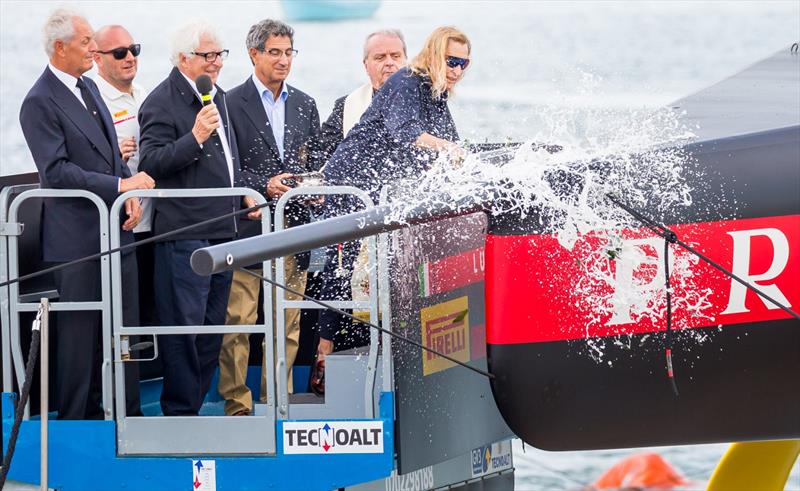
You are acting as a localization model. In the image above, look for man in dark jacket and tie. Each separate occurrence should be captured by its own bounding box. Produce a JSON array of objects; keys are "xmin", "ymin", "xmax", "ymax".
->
[
  {"xmin": 19, "ymin": 8, "xmax": 154, "ymax": 419},
  {"xmin": 138, "ymin": 19, "xmax": 253, "ymax": 416},
  {"xmin": 218, "ymin": 18, "xmax": 321, "ymax": 416}
]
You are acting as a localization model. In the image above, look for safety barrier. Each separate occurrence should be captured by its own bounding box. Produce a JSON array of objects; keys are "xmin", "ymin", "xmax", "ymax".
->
[{"xmin": 1, "ymin": 184, "xmax": 389, "ymax": 455}]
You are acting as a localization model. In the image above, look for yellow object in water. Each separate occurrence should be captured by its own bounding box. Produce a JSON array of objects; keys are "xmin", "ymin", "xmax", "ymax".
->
[{"xmin": 707, "ymin": 440, "xmax": 800, "ymax": 491}]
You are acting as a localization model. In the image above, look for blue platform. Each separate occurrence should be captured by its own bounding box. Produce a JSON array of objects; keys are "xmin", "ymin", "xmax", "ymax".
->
[{"xmin": 2, "ymin": 391, "xmax": 394, "ymax": 490}]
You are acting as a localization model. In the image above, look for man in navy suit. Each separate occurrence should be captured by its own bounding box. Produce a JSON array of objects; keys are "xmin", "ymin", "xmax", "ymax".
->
[
  {"xmin": 19, "ymin": 9, "xmax": 154, "ymax": 419},
  {"xmin": 218, "ymin": 18, "xmax": 321, "ymax": 415},
  {"xmin": 138, "ymin": 19, "xmax": 252, "ymax": 416}
]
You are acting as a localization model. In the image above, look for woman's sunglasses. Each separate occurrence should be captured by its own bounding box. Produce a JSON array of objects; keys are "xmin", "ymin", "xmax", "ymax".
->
[
  {"xmin": 445, "ymin": 55, "xmax": 470, "ymax": 70},
  {"xmin": 96, "ymin": 44, "xmax": 142, "ymax": 60}
]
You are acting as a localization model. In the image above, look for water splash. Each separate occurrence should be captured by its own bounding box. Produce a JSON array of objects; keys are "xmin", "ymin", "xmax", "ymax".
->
[{"xmin": 386, "ymin": 98, "xmax": 719, "ymax": 361}]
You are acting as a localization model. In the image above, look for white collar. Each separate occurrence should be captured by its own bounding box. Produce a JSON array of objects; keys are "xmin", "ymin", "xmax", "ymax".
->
[
  {"xmin": 251, "ymin": 72, "xmax": 287, "ymax": 103},
  {"xmin": 180, "ymin": 70, "xmax": 217, "ymax": 101},
  {"xmin": 95, "ymin": 74, "xmax": 141, "ymax": 100},
  {"xmin": 48, "ymin": 63, "xmax": 81, "ymax": 88}
]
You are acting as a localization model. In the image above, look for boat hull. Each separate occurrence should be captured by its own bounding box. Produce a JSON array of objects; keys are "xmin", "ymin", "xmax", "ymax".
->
[
  {"xmin": 484, "ymin": 126, "xmax": 800, "ymax": 450},
  {"xmin": 487, "ymin": 319, "xmax": 799, "ymax": 450}
]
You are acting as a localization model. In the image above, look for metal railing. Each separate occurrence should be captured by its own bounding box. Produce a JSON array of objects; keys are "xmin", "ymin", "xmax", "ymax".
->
[
  {"xmin": 3, "ymin": 188, "xmax": 112, "ymax": 419},
  {"xmin": 274, "ymin": 186, "xmax": 384, "ymax": 419},
  {"xmin": 38, "ymin": 297, "xmax": 49, "ymax": 491},
  {"xmin": 377, "ymin": 187, "xmax": 394, "ymax": 396},
  {"xmin": 108, "ymin": 188, "xmax": 276, "ymax": 455},
  {"xmin": 1, "ymin": 183, "xmax": 392, "ymax": 455},
  {"xmin": 0, "ymin": 183, "xmax": 38, "ymax": 394}
]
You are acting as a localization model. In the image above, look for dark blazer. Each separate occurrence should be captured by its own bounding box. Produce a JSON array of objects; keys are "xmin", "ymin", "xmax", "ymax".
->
[
  {"xmin": 316, "ymin": 95, "xmax": 346, "ymax": 166},
  {"xmin": 227, "ymin": 76, "xmax": 321, "ymax": 240},
  {"xmin": 19, "ymin": 67, "xmax": 133, "ymax": 262},
  {"xmin": 138, "ymin": 67, "xmax": 240, "ymax": 241},
  {"xmin": 323, "ymin": 67, "xmax": 458, "ymax": 202}
]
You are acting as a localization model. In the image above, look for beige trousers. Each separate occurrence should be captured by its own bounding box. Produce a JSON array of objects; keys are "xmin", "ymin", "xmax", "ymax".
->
[{"xmin": 217, "ymin": 254, "xmax": 307, "ymax": 415}]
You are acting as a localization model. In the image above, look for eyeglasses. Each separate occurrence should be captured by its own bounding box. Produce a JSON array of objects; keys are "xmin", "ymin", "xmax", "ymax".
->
[
  {"xmin": 445, "ymin": 55, "xmax": 470, "ymax": 70},
  {"xmin": 191, "ymin": 50, "xmax": 229, "ymax": 62},
  {"xmin": 96, "ymin": 44, "xmax": 141, "ymax": 60},
  {"xmin": 262, "ymin": 48, "xmax": 299, "ymax": 59}
]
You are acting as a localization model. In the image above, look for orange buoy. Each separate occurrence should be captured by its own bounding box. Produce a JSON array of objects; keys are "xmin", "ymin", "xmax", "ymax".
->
[{"xmin": 593, "ymin": 452, "xmax": 687, "ymax": 489}]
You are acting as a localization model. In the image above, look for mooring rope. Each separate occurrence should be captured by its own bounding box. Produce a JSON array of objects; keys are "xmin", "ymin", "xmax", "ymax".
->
[{"xmin": 0, "ymin": 304, "xmax": 43, "ymax": 488}]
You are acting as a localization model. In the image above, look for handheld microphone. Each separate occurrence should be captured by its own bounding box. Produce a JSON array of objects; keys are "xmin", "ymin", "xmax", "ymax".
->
[{"xmin": 195, "ymin": 74, "xmax": 216, "ymax": 136}]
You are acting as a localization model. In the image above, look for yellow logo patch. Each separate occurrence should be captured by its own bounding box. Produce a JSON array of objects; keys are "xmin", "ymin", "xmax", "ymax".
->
[
  {"xmin": 113, "ymin": 109, "xmax": 129, "ymax": 118},
  {"xmin": 420, "ymin": 296, "xmax": 470, "ymax": 376}
]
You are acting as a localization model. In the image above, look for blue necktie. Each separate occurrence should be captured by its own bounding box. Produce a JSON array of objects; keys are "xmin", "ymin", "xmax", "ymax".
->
[{"xmin": 76, "ymin": 78, "xmax": 110, "ymax": 143}]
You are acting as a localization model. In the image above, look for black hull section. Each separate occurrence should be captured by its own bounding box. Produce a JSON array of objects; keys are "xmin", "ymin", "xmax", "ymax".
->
[{"xmin": 488, "ymin": 319, "xmax": 800, "ymax": 451}]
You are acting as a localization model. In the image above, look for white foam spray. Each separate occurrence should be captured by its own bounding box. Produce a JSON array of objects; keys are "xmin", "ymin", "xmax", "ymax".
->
[{"xmin": 386, "ymin": 99, "xmax": 717, "ymax": 362}]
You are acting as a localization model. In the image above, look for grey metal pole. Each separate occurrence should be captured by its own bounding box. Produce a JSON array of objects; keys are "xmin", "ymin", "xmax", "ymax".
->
[
  {"xmin": 40, "ymin": 298, "xmax": 48, "ymax": 491},
  {"xmin": 189, "ymin": 142, "xmax": 569, "ymax": 277},
  {"xmin": 191, "ymin": 195, "xmax": 488, "ymax": 276}
]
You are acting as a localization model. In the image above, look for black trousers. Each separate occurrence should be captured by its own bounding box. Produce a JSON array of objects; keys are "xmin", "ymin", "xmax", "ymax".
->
[
  {"xmin": 53, "ymin": 254, "xmax": 141, "ymax": 420},
  {"xmin": 153, "ymin": 240, "xmax": 232, "ymax": 416},
  {"xmin": 134, "ymin": 231, "xmax": 157, "ymax": 327},
  {"xmin": 317, "ymin": 195, "xmax": 370, "ymax": 350}
]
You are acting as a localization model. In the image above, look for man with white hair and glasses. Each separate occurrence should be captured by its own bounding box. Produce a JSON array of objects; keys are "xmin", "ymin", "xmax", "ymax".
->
[
  {"xmin": 139, "ymin": 19, "xmax": 253, "ymax": 416},
  {"xmin": 19, "ymin": 8, "xmax": 153, "ymax": 419}
]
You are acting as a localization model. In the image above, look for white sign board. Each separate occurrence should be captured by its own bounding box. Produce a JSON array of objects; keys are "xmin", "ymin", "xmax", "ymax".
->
[
  {"xmin": 283, "ymin": 421, "xmax": 384, "ymax": 454},
  {"xmin": 192, "ymin": 459, "xmax": 216, "ymax": 491},
  {"xmin": 470, "ymin": 440, "xmax": 513, "ymax": 478}
]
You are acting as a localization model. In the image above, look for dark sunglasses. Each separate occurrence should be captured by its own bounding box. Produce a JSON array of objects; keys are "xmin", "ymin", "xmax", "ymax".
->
[
  {"xmin": 445, "ymin": 55, "xmax": 470, "ymax": 70},
  {"xmin": 96, "ymin": 44, "xmax": 141, "ymax": 60}
]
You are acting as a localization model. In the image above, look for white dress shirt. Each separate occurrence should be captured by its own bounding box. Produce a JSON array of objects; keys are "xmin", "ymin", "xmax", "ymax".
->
[
  {"xmin": 96, "ymin": 75, "xmax": 153, "ymax": 233},
  {"xmin": 48, "ymin": 64, "xmax": 86, "ymax": 107},
  {"xmin": 251, "ymin": 73, "xmax": 288, "ymax": 161},
  {"xmin": 180, "ymin": 72, "xmax": 235, "ymax": 186},
  {"xmin": 47, "ymin": 64, "xmax": 122, "ymax": 192}
]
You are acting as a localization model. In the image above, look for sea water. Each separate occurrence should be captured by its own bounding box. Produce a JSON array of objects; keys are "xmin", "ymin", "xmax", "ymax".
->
[{"xmin": 1, "ymin": 1, "xmax": 798, "ymax": 488}]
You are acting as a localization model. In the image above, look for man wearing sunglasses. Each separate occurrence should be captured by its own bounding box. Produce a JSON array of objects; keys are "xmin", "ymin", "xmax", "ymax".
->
[{"xmin": 94, "ymin": 25, "xmax": 157, "ymax": 334}]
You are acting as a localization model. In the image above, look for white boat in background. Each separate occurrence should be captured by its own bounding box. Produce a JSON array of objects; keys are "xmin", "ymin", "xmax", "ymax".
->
[{"xmin": 281, "ymin": 0, "xmax": 380, "ymax": 22}]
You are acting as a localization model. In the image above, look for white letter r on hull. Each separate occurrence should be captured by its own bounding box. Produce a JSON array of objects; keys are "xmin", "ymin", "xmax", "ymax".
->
[{"xmin": 721, "ymin": 228, "xmax": 790, "ymax": 315}]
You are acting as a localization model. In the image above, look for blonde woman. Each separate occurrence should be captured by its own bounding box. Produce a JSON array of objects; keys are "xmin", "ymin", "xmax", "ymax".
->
[
  {"xmin": 314, "ymin": 27, "xmax": 472, "ymax": 369},
  {"xmin": 322, "ymin": 25, "xmax": 471, "ymax": 197}
]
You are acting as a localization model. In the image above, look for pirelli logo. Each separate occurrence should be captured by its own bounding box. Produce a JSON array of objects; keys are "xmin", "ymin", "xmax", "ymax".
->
[{"xmin": 420, "ymin": 296, "xmax": 470, "ymax": 376}]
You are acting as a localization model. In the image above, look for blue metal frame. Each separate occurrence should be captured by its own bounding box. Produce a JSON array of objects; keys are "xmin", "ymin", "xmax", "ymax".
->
[{"xmin": 2, "ymin": 392, "xmax": 395, "ymax": 491}]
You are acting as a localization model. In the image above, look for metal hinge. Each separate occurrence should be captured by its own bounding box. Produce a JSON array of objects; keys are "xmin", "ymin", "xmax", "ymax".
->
[{"xmin": 0, "ymin": 222, "xmax": 24, "ymax": 236}]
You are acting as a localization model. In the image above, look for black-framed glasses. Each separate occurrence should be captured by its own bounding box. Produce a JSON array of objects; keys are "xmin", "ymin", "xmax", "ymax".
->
[
  {"xmin": 445, "ymin": 55, "xmax": 470, "ymax": 70},
  {"xmin": 191, "ymin": 50, "xmax": 229, "ymax": 62},
  {"xmin": 263, "ymin": 48, "xmax": 298, "ymax": 59},
  {"xmin": 96, "ymin": 44, "xmax": 141, "ymax": 60}
]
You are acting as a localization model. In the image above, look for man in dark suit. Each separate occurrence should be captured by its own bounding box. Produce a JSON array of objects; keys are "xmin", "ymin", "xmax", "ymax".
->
[
  {"xmin": 218, "ymin": 18, "xmax": 321, "ymax": 416},
  {"xmin": 317, "ymin": 29, "xmax": 406, "ymax": 164},
  {"xmin": 138, "ymin": 19, "xmax": 252, "ymax": 416},
  {"xmin": 314, "ymin": 30, "xmax": 407, "ymax": 364},
  {"xmin": 19, "ymin": 9, "xmax": 154, "ymax": 420}
]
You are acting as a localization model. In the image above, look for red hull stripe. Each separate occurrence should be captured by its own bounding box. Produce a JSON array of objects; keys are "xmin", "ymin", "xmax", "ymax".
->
[
  {"xmin": 418, "ymin": 248, "xmax": 484, "ymax": 297},
  {"xmin": 486, "ymin": 215, "xmax": 800, "ymax": 345}
]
